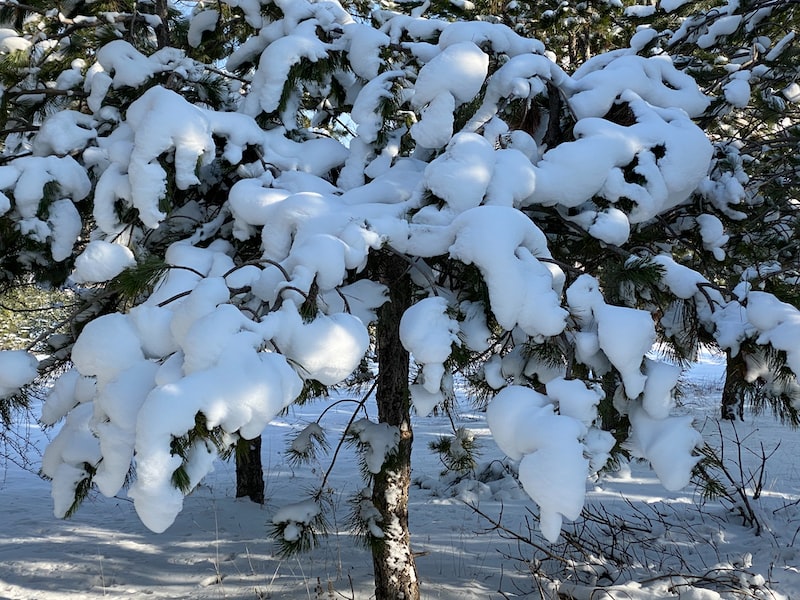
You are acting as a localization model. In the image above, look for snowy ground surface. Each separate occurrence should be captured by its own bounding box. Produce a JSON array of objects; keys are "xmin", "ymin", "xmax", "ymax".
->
[{"xmin": 1, "ymin": 353, "xmax": 799, "ymax": 599}]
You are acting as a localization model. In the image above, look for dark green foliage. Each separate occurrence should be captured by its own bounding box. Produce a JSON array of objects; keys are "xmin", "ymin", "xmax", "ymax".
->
[
  {"xmin": 429, "ymin": 427, "xmax": 481, "ymax": 476},
  {"xmin": 276, "ymin": 52, "xmax": 351, "ymax": 119},
  {"xmin": 294, "ymin": 378, "xmax": 330, "ymax": 406},
  {"xmin": 63, "ymin": 462, "xmax": 97, "ymax": 519},
  {"xmin": 169, "ymin": 412, "xmax": 233, "ymax": 493},
  {"xmin": 599, "ymin": 256, "xmax": 665, "ymax": 307},
  {"xmin": 109, "ymin": 255, "xmax": 168, "ymax": 304},
  {"xmin": 731, "ymin": 345, "xmax": 800, "ymax": 427},
  {"xmin": 269, "ymin": 493, "xmax": 331, "ymax": 557},
  {"xmin": 285, "ymin": 422, "xmax": 329, "ymax": 467},
  {"xmin": 692, "ymin": 443, "xmax": 730, "ymax": 502},
  {"xmin": 0, "ymin": 391, "xmax": 29, "ymax": 428}
]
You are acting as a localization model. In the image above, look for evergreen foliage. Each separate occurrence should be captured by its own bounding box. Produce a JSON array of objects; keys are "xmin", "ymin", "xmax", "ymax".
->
[{"xmin": 0, "ymin": 0, "xmax": 797, "ymax": 597}]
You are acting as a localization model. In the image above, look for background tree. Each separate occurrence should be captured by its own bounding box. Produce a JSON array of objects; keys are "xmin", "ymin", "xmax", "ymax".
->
[{"xmin": 639, "ymin": 0, "xmax": 800, "ymax": 422}]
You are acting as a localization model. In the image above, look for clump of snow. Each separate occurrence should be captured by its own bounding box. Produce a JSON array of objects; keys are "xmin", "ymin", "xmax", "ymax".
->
[
  {"xmin": 41, "ymin": 403, "xmax": 102, "ymax": 518},
  {"xmin": 352, "ymin": 488, "xmax": 384, "ymax": 538},
  {"xmin": 448, "ymin": 206, "xmax": 568, "ymax": 338},
  {"xmin": 188, "ymin": 10, "xmax": 219, "ymax": 47},
  {"xmin": 642, "ymin": 359, "xmax": 681, "ymax": 420},
  {"xmin": 570, "ymin": 55, "xmax": 711, "ymax": 119},
  {"xmin": 423, "ymin": 133, "xmax": 495, "ymax": 212},
  {"xmin": 96, "ymin": 40, "xmax": 159, "ymax": 88},
  {"xmin": 411, "ymin": 42, "xmax": 488, "ymax": 147},
  {"xmin": 696, "ymin": 214, "xmax": 729, "ymax": 260},
  {"xmin": 723, "ymin": 71, "xmax": 751, "ymax": 108},
  {"xmin": 0, "ymin": 350, "xmax": 39, "ymax": 399},
  {"xmin": 272, "ymin": 499, "xmax": 321, "ymax": 542},
  {"xmin": 409, "ymin": 385, "xmax": 444, "ymax": 418},
  {"xmin": 458, "ymin": 301, "xmax": 491, "ymax": 352},
  {"xmin": 47, "ymin": 200, "xmax": 82, "ymax": 262},
  {"xmin": 40, "ymin": 369, "xmax": 82, "ymax": 426},
  {"xmin": 697, "ymin": 15, "xmax": 742, "ymax": 49},
  {"xmin": 350, "ymin": 71, "xmax": 405, "ymax": 145},
  {"xmin": 321, "ymin": 279, "xmax": 388, "ymax": 327},
  {"xmin": 71, "ymin": 313, "xmax": 144, "ymax": 386},
  {"xmin": 626, "ymin": 403, "xmax": 702, "ymax": 490},
  {"xmin": 129, "ymin": 345, "xmax": 303, "ymax": 532},
  {"xmin": 486, "ymin": 385, "xmax": 589, "ymax": 541},
  {"xmin": 766, "ymin": 31, "xmax": 796, "ymax": 61},
  {"xmin": 783, "ymin": 82, "xmax": 800, "ymax": 103},
  {"xmin": 272, "ymin": 305, "xmax": 370, "ymax": 385},
  {"xmin": 32, "ymin": 111, "xmax": 97, "ymax": 157},
  {"xmin": 400, "ymin": 296, "xmax": 459, "ymax": 394},
  {"xmin": 92, "ymin": 360, "xmax": 160, "ymax": 496},
  {"xmin": 343, "ymin": 23, "xmax": 390, "ymax": 80},
  {"xmin": 128, "ymin": 305, "xmax": 178, "ymax": 358},
  {"xmin": 545, "ymin": 377, "xmax": 603, "ymax": 427},
  {"xmin": 349, "ymin": 419, "xmax": 400, "ymax": 474},
  {"xmin": 71, "ymin": 240, "xmax": 136, "ymax": 283},
  {"xmin": 124, "ymin": 87, "xmax": 215, "ymax": 228},
  {"xmin": 746, "ymin": 292, "xmax": 800, "ymax": 383},
  {"xmin": 6, "ymin": 156, "xmax": 91, "ymax": 218},
  {"xmin": 566, "ymin": 275, "xmax": 655, "ymax": 399},
  {"xmin": 291, "ymin": 422, "xmax": 325, "ymax": 455},
  {"xmin": 660, "ymin": 0, "xmax": 692, "ymax": 11},
  {"xmin": 243, "ymin": 20, "xmax": 331, "ymax": 117},
  {"xmin": 0, "ymin": 28, "xmax": 31, "ymax": 53}
]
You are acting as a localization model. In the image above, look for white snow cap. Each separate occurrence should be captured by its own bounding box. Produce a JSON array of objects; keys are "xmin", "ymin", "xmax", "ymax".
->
[
  {"xmin": 627, "ymin": 403, "xmax": 702, "ymax": 490},
  {"xmin": 272, "ymin": 305, "xmax": 370, "ymax": 385},
  {"xmin": 448, "ymin": 206, "xmax": 568, "ymax": 338},
  {"xmin": 71, "ymin": 313, "xmax": 144, "ymax": 386},
  {"xmin": 349, "ymin": 419, "xmax": 400, "ymax": 474},
  {"xmin": 0, "ymin": 350, "xmax": 39, "ymax": 399},
  {"xmin": 400, "ymin": 296, "xmax": 459, "ymax": 396},
  {"xmin": 71, "ymin": 240, "xmax": 136, "ymax": 283},
  {"xmin": 411, "ymin": 42, "xmax": 488, "ymax": 148},
  {"xmin": 566, "ymin": 275, "xmax": 655, "ymax": 398},
  {"xmin": 486, "ymin": 385, "xmax": 589, "ymax": 542}
]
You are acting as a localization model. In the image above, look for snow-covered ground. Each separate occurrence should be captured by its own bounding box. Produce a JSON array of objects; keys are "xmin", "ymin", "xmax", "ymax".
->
[{"xmin": 1, "ymin": 353, "xmax": 799, "ymax": 599}]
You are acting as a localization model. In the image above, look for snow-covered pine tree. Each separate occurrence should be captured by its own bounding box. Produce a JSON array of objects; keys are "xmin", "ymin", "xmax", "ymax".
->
[
  {"xmin": 486, "ymin": 0, "xmax": 800, "ymax": 425},
  {"xmin": 1, "ymin": 0, "xmax": 800, "ymax": 597},
  {"xmin": 631, "ymin": 0, "xmax": 800, "ymax": 422}
]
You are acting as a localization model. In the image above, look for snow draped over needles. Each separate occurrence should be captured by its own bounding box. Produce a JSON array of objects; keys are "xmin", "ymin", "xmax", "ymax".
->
[
  {"xmin": 0, "ymin": 350, "xmax": 39, "ymax": 400},
  {"xmin": 487, "ymin": 384, "xmax": 613, "ymax": 542},
  {"xmin": 26, "ymin": 2, "xmax": 790, "ymax": 542}
]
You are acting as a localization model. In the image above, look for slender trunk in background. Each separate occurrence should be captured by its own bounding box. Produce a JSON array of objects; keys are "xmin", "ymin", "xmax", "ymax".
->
[
  {"xmin": 236, "ymin": 435, "xmax": 265, "ymax": 504},
  {"xmin": 154, "ymin": 0, "xmax": 170, "ymax": 48},
  {"xmin": 721, "ymin": 349, "xmax": 745, "ymax": 421},
  {"xmin": 371, "ymin": 252, "xmax": 420, "ymax": 600}
]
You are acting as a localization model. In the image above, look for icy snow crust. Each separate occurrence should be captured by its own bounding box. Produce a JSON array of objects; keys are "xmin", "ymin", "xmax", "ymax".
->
[{"xmin": 3, "ymin": 0, "xmax": 791, "ymax": 542}]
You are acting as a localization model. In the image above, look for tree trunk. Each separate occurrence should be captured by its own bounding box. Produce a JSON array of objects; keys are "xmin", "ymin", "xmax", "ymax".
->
[
  {"xmin": 154, "ymin": 0, "xmax": 170, "ymax": 48},
  {"xmin": 236, "ymin": 435, "xmax": 265, "ymax": 504},
  {"xmin": 721, "ymin": 349, "xmax": 745, "ymax": 421},
  {"xmin": 371, "ymin": 252, "xmax": 420, "ymax": 600}
]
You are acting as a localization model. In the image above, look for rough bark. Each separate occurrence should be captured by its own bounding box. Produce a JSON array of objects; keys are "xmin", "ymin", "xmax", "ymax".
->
[
  {"xmin": 235, "ymin": 435, "xmax": 265, "ymax": 504},
  {"xmin": 721, "ymin": 349, "xmax": 745, "ymax": 421},
  {"xmin": 371, "ymin": 252, "xmax": 420, "ymax": 600}
]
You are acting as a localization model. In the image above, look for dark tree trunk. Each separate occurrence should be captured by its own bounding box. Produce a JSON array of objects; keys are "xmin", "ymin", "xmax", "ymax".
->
[
  {"xmin": 154, "ymin": 0, "xmax": 170, "ymax": 48},
  {"xmin": 721, "ymin": 349, "xmax": 745, "ymax": 421},
  {"xmin": 236, "ymin": 435, "xmax": 265, "ymax": 504},
  {"xmin": 371, "ymin": 252, "xmax": 420, "ymax": 600}
]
